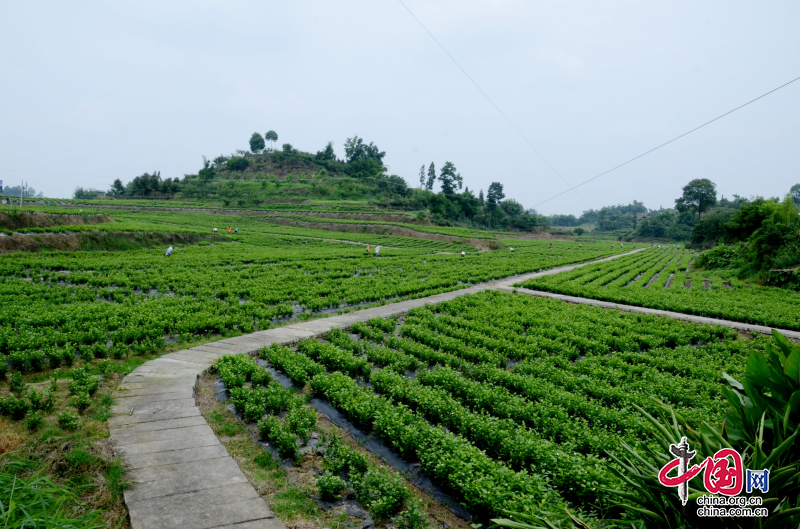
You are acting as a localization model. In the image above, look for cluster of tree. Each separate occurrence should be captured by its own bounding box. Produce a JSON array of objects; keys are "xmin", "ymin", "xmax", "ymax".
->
[
  {"xmin": 88, "ymin": 131, "xmax": 544, "ymax": 231},
  {"xmin": 692, "ymin": 184, "xmax": 800, "ymax": 280},
  {"xmin": 411, "ymin": 161, "xmax": 543, "ymax": 230},
  {"xmin": 2, "ymin": 185, "xmax": 44, "ymax": 198}
]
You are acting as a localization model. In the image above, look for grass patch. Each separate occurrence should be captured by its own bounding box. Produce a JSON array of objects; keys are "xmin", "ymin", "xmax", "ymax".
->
[{"xmin": 0, "ymin": 370, "xmax": 131, "ymax": 528}]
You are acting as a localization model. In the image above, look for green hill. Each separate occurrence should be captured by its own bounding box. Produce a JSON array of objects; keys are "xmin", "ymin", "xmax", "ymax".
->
[{"xmin": 75, "ymin": 134, "xmax": 547, "ymax": 233}]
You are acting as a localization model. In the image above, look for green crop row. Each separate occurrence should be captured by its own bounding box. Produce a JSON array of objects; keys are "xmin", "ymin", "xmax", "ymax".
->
[{"xmin": 518, "ymin": 244, "xmax": 800, "ymax": 330}]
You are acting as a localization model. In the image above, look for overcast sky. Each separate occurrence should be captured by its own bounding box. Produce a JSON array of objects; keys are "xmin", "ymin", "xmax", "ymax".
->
[{"xmin": 1, "ymin": 1, "xmax": 798, "ymax": 215}]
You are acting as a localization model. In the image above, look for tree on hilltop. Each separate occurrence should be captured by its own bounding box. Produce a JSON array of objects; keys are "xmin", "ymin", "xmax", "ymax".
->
[
  {"xmin": 265, "ymin": 130, "xmax": 278, "ymax": 150},
  {"xmin": 419, "ymin": 165, "xmax": 426, "ymax": 188},
  {"xmin": 437, "ymin": 161, "xmax": 462, "ymax": 195},
  {"xmin": 249, "ymin": 132, "xmax": 265, "ymax": 153},
  {"xmin": 675, "ymin": 178, "xmax": 717, "ymax": 222},
  {"xmin": 486, "ymin": 182, "xmax": 505, "ymax": 227},
  {"xmin": 791, "ymin": 183, "xmax": 800, "ymax": 206},
  {"xmin": 425, "ymin": 162, "xmax": 436, "ymax": 190}
]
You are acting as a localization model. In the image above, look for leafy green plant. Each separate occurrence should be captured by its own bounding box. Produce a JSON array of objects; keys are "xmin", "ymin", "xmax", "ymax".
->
[
  {"xmin": 353, "ymin": 467, "xmax": 410, "ymax": 520},
  {"xmin": 595, "ymin": 333, "xmax": 800, "ymax": 528},
  {"xmin": 285, "ymin": 403, "xmax": 316, "ymax": 443},
  {"xmin": 317, "ymin": 471, "xmax": 346, "ymax": 501},
  {"xmin": 9, "ymin": 371, "xmax": 24, "ymax": 393},
  {"xmin": 323, "ymin": 436, "xmax": 369, "ymax": 476},
  {"xmin": 0, "ymin": 393, "xmax": 30, "ymax": 420},
  {"xmin": 396, "ymin": 498, "xmax": 430, "ymax": 529},
  {"xmin": 26, "ymin": 410, "xmax": 44, "ymax": 431},
  {"xmin": 257, "ymin": 417, "xmax": 298, "ymax": 461},
  {"xmin": 68, "ymin": 367, "xmax": 99, "ymax": 396},
  {"xmin": 58, "ymin": 411, "xmax": 79, "ymax": 431},
  {"xmin": 70, "ymin": 391, "xmax": 92, "ymax": 413},
  {"xmin": 27, "ymin": 387, "xmax": 55, "ymax": 412}
]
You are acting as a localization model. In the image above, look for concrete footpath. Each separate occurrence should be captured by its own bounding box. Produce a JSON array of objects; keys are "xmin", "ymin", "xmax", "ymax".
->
[{"xmin": 109, "ymin": 247, "xmax": 796, "ymax": 529}]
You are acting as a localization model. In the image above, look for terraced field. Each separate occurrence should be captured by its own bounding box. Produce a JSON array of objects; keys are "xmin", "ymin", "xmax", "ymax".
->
[
  {"xmin": 0, "ymin": 206, "xmax": 626, "ymax": 376},
  {"xmin": 518, "ymin": 245, "xmax": 800, "ymax": 330}
]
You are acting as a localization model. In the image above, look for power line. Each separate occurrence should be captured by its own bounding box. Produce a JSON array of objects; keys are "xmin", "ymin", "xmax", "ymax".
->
[
  {"xmin": 532, "ymin": 74, "xmax": 800, "ymax": 209},
  {"xmin": 394, "ymin": 0, "xmax": 589, "ymax": 208}
]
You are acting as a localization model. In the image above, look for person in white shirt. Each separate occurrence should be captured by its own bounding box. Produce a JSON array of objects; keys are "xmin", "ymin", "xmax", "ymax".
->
[
  {"xmin": 165, "ymin": 246, "xmax": 173, "ymax": 257},
  {"xmin": 375, "ymin": 246, "xmax": 380, "ymax": 257},
  {"xmin": 461, "ymin": 251, "xmax": 465, "ymax": 257}
]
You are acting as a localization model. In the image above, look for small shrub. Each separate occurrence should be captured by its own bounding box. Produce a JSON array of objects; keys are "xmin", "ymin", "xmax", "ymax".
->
[
  {"xmin": 110, "ymin": 344, "xmax": 128, "ymax": 359},
  {"xmin": 61, "ymin": 346, "xmax": 75, "ymax": 366},
  {"xmin": 198, "ymin": 240, "xmax": 210, "ymax": 246},
  {"xmin": 70, "ymin": 391, "xmax": 92, "ymax": 413},
  {"xmin": 324, "ymin": 436, "xmax": 369, "ymax": 476},
  {"xmin": 78, "ymin": 345, "xmax": 94, "ymax": 363},
  {"xmin": 354, "ymin": 468, "xmax": 410, "ymax": 520},
  {"xmin": 29, "ymin": 350, "xmax": 45, "ymax": 372},
  {"xmin": 243, "ymin": 400, "xmax": 265, "ymax": 423},
  {"xmin": 98, "ymin": 359, "xmax": 112, "ymax": 376},
  {"xmin": 92, "ymin": 342, "xmax": 107, "ymax": 359},
  {"xmin": 27, "ymin": 388, "xmax": 55, "ymax": 412},
  {"xmin": 9, "ymin": 371, "xmax": 24, "ymax": 393},
  {"xmin": 257, "ymin": 417, "xmax": 298, "ymax": 461},
  {"xmin": 26, "ymin": 410, "xmax": 44, "ymax": 431},
  {"xmin": 0, "ymin": 393, "xmax": 31, "ymax": 420},
  {"xmin": 317, "ymin": 471, "xmax": 346, "ymax": 501},
  {"xmin": 285, "ymin": 404, "xmax": 316, "ymax": 443},
  {"xmin": 227, "ymin": 156, "xmax": 249, "ymax": 171},
  {"xmin": 45, "ymin": 347, "xmax": 62, "ymax": 369},
  {"xmin": 58, "ymin": 411, "xmax": 79, "ymax": 431},
  {"xmin": 396, "ymin": 498, "xmax": 429, "ymax": 529},
  {"xmin": 68, "ymin": 367, "xmax": 99, "ymax": 396}
]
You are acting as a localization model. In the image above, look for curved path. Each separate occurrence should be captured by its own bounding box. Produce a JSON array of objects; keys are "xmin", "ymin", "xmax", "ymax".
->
[{"xmin": 110, "ymin": 248, "xmax": 796, "ymax": 529}]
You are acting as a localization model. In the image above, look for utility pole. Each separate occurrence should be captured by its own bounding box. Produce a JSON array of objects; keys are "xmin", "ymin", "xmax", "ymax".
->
[{"xmin": 20, "ymin": 180, "xmax": 24, "ymax": 207}]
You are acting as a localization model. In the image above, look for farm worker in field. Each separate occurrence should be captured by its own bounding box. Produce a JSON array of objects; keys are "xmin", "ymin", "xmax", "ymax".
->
[
  {"xmin": 549, "ymin": 242, "xmax": 552, "ymax": 247},
  {"xmin": 165, "ymin": 246, "xmax": 173, "ymax": 257},
  {"xmin": 509, "ymin": 247, "xmax": 514, "ymax": 252},
  {"xmin": 234, "ymin": 228, "xmax": 239, "ymax": 233},
  {"xmin": 579, "ymin": 244, "xmax": 582, "ymax": 247},
  {"xmin": 375, "ymin": 246, "xmax": 380, "ymax": 256},
  {"xmin": 461, "ymin": 251, "xmax": 465, "ymax": 257},
  {"xmin": 366, "ymin": 246, "xmax": 371, "ymax": 253},
  {"xmin": 212, "ymin": 228, "xmax": 217, "ymax": 233},
  {"xmin": 227, "ymin": 227, "xmax": 232, "ymax": 233}
]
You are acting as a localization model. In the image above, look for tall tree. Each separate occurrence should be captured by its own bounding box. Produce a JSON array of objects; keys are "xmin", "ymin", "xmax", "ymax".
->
[
  {"xmin": 486, "ymin": 182, "xmax": 505, "ymax": 227},
  {"xmin": 249, "ymin": 132, "xmax": 265, "ymax": 153},
  {"xmin": 315, "ymin": 142, "xmax": 336, "ymax": 161},
  {"xmin": 425, "ymin": 162, "xmax": 436, "ymax": 190},
  {"xmin": 479, "ymin": 189, "xmax": 484, "ymax": 204},
  {"xmin": 675, "ymin": 178, "xmax": 717, "ymax": 222},
  {"xmin": 419, "ymin": 165, "xmax": 426, "ymax": 188},
  {"xmin": 438, "ymin": 162, "xmax": 462, "ymax": 195},
  {"xmin": 791, "ymin": 183, "xmax": 800, "ymax": 206},
  {"xmin": 487, "ymin": 182, "xmax": 505, "ymax": 206},
  {"xmin": 265, "ymin": 130, "xmax": 278, "ymax": 150},
  {"xmin": 108, "ymin": 179, "xmax": 125, "ymax": 197}
]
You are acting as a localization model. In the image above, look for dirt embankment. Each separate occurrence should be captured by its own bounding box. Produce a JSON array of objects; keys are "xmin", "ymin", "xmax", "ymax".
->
[
  {"xmin": 254, "ymin": 212, "xmax": 414, "ymax": 222},
  {"xmin": 257, "ymin": 216, "xmax": 503, "ymax": 250},
  {"xmin": 58, "ymin": 203, "xmax": 408, "ymax": 221},
  {"xmin": 0, "ymin": 231, "xmax": 228, "ymax": 254},
  {"xmin": 0, "ymin": 211, "xmax": 113, "ymax": 230}
]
